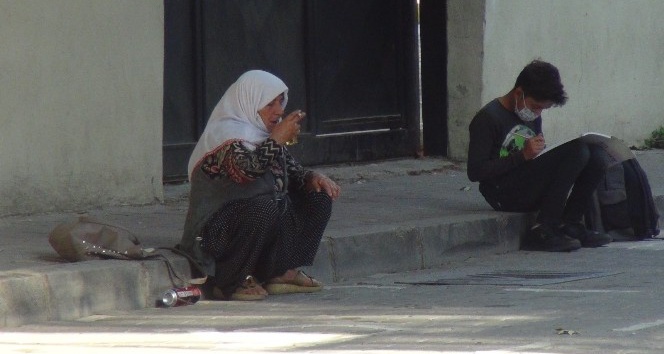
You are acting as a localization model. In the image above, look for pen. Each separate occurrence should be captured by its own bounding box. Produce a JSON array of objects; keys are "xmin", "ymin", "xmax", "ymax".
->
[
  {"xmin": 514, "ymin": 132, "xmax": 547, "ymax": 149},
  {"xmin": 512, "ymin": 132, "xmax": 531, "ymax": 139}
]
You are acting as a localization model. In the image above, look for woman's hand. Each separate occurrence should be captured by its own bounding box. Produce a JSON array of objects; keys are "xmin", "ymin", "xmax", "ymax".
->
[
  {"xmin": 270, "ymin": 110, "xmax": 305, "ymax": 146},
  {"xmin": 307, "ymin": 172, "xmax": 341, "ymax": 200}
]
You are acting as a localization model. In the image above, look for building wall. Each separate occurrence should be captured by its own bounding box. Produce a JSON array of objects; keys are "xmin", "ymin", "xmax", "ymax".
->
[
  {"xmin": 0, "ymin": 0, "xmax": 164, "ymax": 215},
  {"xmin": 446, "ymin": 0, "xmax": 485, "ymax": 161},
  {"xmin": 448, "ymin": 0, "xmax": 664, "ymax": 160},
  {"xmin": 4, "ymin": 0, "xmax": 662, "ymax": 215}
]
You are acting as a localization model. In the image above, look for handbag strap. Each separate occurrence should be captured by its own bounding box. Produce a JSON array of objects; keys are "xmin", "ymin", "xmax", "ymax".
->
[
  {"xmin": 156, "ymin": 247, "xmax": 208, "ymax": 285},
  {"xmin": 78, "ymin": 217, "xmax": 207, "ymax": 286}
]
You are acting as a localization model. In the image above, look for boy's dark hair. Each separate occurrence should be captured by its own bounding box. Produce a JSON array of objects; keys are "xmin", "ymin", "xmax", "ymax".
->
[{"xmin": 514, "ymin": 60, "xmax": 568, "ymax": 106}]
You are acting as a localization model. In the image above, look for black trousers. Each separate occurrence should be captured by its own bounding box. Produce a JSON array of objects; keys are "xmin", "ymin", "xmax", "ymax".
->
[
  {"xmin": 200, "ymin": 191, "xmax": 332, "ymax": 296},
  {"xmin": 480, "ymin": 140, "xmax": 607, "ymax": 226}
]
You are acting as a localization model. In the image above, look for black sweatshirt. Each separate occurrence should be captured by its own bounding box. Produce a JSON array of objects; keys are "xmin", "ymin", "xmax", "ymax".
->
[{"xmin": 467, "ymin": 98, "xmax": 542, "ymax": 185}]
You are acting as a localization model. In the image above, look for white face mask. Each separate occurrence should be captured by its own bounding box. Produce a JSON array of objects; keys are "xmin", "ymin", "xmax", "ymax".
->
[{"xmin": 515, "ymin": 93, "xmax": 539, "ymax": 122}]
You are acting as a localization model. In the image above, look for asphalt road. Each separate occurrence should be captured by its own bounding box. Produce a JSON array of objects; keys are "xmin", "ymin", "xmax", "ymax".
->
[{"xmin": 4, "ymin": 238, "xmax": 664, "ymax": 353}]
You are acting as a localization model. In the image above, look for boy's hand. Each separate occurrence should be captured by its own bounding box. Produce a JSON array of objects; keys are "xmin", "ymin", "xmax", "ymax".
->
[{"xmin": 523, "ymin": 134, "xmax": 546, "ymax": 160}]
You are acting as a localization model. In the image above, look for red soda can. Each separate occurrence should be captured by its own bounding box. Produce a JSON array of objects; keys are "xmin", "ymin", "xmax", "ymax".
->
[{"xmin": 161, "ymin": 286, "xmax": 202, "ymax": 307}]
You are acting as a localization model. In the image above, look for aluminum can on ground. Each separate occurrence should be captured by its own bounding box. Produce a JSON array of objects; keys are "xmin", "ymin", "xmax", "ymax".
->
[{"xmin": 161, "ymin": 286, "xmax": 202, "ymax": 307}]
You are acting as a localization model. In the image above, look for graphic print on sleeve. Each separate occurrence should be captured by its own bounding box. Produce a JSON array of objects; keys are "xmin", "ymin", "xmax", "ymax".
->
[{"xmin": 499, "ymin": 125, "xmax": 536, "ymax": 157}]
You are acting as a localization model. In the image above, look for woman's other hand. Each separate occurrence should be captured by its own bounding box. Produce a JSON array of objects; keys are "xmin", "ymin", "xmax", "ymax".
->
[
  {"xmin": 270, "ymin": 110, "xmax": 305, "ymax": 145},
  {"xmin": 307, "ymin": 172, "xmax": 341, "ymax": 200}
]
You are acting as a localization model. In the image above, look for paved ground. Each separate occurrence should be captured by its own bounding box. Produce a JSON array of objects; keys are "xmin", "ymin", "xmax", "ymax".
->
[
  {"xmin": 0, "ymin": 150, "xmax": 662, "ymax": 329},
  {"xmin": 5, "ymin": 238, "xmax": 664, "ymax": 353}
]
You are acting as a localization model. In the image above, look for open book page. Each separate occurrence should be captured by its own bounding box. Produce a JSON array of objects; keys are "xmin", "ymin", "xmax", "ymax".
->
[{"xmin": 536, "ymin": 132, "xmax": 635, "ymax": 167}]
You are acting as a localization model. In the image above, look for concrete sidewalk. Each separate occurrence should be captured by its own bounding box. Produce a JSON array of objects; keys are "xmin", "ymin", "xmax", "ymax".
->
[{"xmin": 0, "ymin": 151, "xmax": 662, "ymax": 327}]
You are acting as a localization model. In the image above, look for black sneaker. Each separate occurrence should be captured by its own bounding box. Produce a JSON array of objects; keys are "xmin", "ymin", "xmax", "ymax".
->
[
  {"xmin": 523, "ymin": 223, "xmax": 582, "ymax": 252},
  {"xmin": 560, "ymin": 222, "xmax": 612, "ymax": 248}
]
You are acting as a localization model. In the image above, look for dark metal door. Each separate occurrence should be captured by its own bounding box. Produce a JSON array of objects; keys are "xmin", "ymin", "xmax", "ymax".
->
[
  {"xmin": 163, "ymin": 0, "xmax": 420, "ymax": 182},
  {"xmin": 419, "ymin": 0, "xmax": 448, "ymax": 156},
  {"xmin": 163, "ymin": 0, "xmax": 201, "ymax": 182}
]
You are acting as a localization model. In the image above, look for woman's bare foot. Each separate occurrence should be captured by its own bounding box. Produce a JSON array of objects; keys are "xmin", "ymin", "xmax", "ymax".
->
[
  {"xmin": 234, "ymin": 285, "xmax": 267, "ymax": 297},
  {"xmin": 213, "ymin": 275, "xmax": 267, "ymax": 301},
  {"xmin": 265, "ymin": 269, "xmax": 322, "ymax": 294}
]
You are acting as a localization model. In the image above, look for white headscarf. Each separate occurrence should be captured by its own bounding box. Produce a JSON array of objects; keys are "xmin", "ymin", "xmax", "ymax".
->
[{"xmin": 188, "ymin": 70, "xmax": 289, "ymax": 179}]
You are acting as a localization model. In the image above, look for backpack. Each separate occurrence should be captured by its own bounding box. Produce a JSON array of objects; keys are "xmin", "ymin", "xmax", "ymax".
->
[{"xmin": 585, "ymin": 158, "xmax": 660, "ymax": 240}]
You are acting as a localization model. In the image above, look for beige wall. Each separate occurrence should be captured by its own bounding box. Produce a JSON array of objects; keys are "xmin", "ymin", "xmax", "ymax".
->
[
  {"xmin": 0, "ymin": 0, "xmax": 164, "ymax": 215},
  {"xmin": 446, "ymin": 0, "xmax": 485, "ymax": 161},
  {"xmin": 4, "ymin": 0, "xmax": 662, "ymax": 215},
  {"xmin": 447, "ymin": 0, "xmax": 664, "ymax": 160}
]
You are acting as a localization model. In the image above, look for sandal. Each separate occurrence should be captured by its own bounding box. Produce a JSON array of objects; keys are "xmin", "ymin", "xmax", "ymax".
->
[
  {"xmin": 213, "ymin": 275, "xmax": 267, "ymax": 301},
  {"xmin": 265, "ymin": 270, "xmax": 322, "ymax": 295}
]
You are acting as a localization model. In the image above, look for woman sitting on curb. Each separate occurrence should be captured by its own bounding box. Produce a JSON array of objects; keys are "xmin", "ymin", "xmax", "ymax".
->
[{"xmin": 178, "ymin": 70, "xmax": 341, "ymax": 300}]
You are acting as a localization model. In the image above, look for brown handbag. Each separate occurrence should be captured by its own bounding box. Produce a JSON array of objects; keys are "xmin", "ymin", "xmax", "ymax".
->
[
  {"xmin": 48, "ymin": 216, "xmax": 152, "ymax": 262},
  {"xmin": 48, "ymin": 216, "xmax": 207, "ymax": 286}
]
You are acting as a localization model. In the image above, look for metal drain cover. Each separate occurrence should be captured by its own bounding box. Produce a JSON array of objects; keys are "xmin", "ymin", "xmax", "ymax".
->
[{"xmin": 396, "ymin": 270, "xmax": 620, "ymax": 286}]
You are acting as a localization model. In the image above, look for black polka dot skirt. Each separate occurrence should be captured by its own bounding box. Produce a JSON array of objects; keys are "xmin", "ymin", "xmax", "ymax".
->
[{"xmin": 199, "ymin": 191, "xmax": 332, "ymax": 297}]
